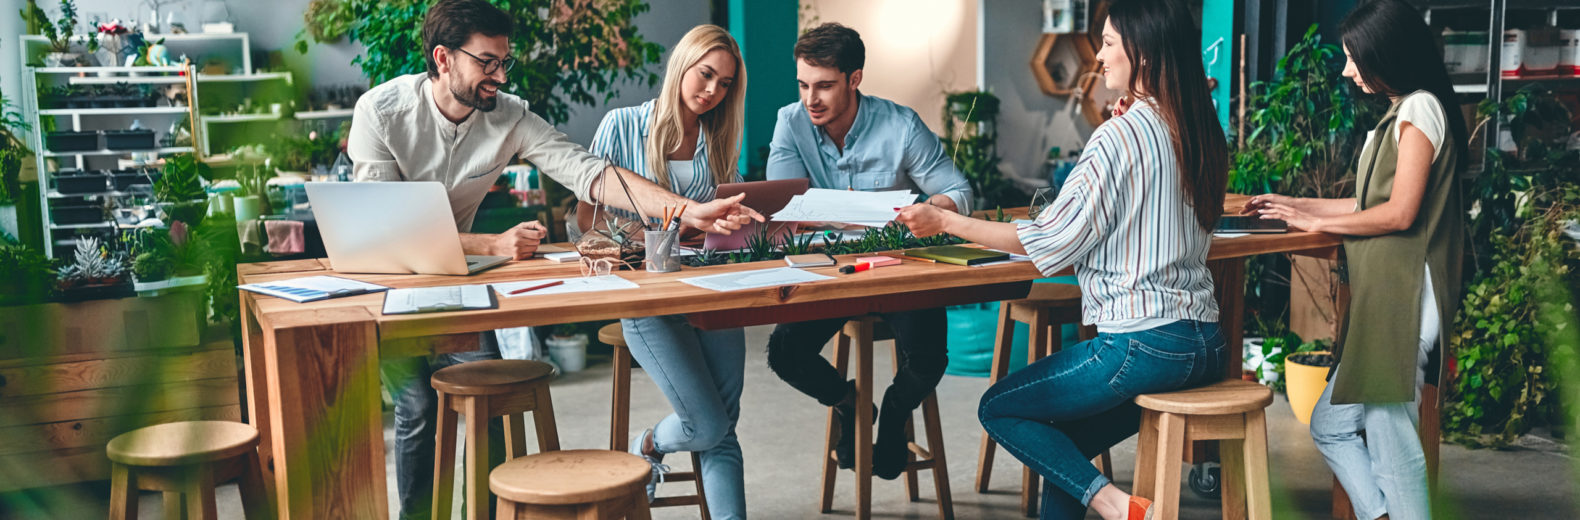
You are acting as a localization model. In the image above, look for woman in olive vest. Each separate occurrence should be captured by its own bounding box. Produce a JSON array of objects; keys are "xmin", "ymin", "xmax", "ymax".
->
[{"xmin": 1244, "ymin": 1, "xmax": 1465, "ymax": 518}]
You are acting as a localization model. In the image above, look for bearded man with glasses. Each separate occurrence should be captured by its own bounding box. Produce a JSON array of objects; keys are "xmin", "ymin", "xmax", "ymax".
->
[{"xmin": 346, "ymin": 1, "xmax": 762, "ymax": 518}]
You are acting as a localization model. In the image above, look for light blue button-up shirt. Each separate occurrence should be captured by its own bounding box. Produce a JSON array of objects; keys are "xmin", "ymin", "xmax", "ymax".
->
[{"xmin": 765, "ymin": 93, "xmax": 973, "ymax": 214}]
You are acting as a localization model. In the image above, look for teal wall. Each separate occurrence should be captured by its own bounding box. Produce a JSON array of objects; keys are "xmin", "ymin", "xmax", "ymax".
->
[
  {"xmin": 1203, "ymin": 0, "xmax": 1236, "ymax": 131},
  {"xmin": 728, "ymin": 0, "xmax": 799, "ymax": 178}
]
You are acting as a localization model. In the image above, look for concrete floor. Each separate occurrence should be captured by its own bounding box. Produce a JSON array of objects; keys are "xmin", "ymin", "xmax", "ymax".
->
[{"xmin": 7, "ymin": 325, "xmax": 1576, "ymax": 519}]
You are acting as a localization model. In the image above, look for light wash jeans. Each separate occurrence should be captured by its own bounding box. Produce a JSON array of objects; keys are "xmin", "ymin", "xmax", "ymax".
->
[
  {"xmin": 978, "ymin": 320, "xmax": 1225, "ymax": 519},
  {"xmin": 622, "ymin": 315, "xmax": 747, "ymax": 519},
  {"xmin": 1310, "ymin": 268, "xmax": 1438, "ymax": 520}
]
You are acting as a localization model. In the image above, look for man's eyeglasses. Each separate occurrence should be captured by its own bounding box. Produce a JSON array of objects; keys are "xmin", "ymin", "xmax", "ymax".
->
[{"xmin": 452, "ymin": 47, "xmax": 516, "ymax": 75}]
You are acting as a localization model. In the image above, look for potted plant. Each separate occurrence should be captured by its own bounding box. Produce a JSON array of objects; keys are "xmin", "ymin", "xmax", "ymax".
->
[
  {"xmin": 1284, "ymin": 343, "xmax": 1335, "ymax": 425},
  {"xmin": 55, "ymin": 236, "xmax": 130, "ymax": 299},
  {"xmin": 123, "ymin": 226, "xmax": 208, "ymax": 295},
  {"xmin": 0, "ymin": 240, "xmax": 55, "ymax": 306},
  {"xmin": 38, "ymin": 0, "xmax": 82, "ymax": 67},
  {"xmin": 545, "ymin": 324, "xmax": 590, "ymax": 373},
  {"xmin": 154, "ymin": 153, "xmax": 211, "ymax": 226}
]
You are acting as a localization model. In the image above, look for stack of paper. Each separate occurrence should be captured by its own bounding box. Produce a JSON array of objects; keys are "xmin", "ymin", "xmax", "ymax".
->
[
  {"xmin": 383, "ymin": 285, "xmax": 495, "ymax": 314},
  {"xmin": 771, "ymin": 189, "xmax": 919, "ymax": 227}
]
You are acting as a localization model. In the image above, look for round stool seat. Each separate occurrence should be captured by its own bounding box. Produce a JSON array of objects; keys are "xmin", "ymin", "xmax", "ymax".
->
[
  {"xmin": 107, "ymin": 421, "xmax": 259, "ymax": 467},
  {"xmin": 1014, "ymin": 283, "xmax": 1082, "ymax": 306},
  {"xmin": 431, "ymin": 359, "xmax": 555, "ymax": 396},
  {"xmin": 490, "ymin": 449, "xmax": 650, "ymax": 505},
  {"xmin": 1135, "ymin": 379, "xmax": 1274, "ymax": 416},
  {"xmin": 598, "ymin": 323, "xmax": 626, "ymax": 348}
]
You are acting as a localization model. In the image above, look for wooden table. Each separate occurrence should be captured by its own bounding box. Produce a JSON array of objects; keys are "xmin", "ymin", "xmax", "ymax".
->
[{"xmin": 239, "ymin": 194, "xmax": 1340, "ymax": 519}]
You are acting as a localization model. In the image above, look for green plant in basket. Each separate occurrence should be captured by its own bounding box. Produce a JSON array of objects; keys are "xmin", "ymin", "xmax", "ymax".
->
[
  {"xmin": 820, "ymin": 231, "xmax": 850, "ymax": 256},
  {"xmin": 778, "ymin": 232, "xmax": 815, "ymax": 256},
  {"xmin": 744, "ymin": 224, "xmax": 780, "ymax": 262}
]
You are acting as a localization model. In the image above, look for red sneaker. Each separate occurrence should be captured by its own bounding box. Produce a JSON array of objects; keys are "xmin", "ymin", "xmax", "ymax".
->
[{"xmin": 1128, "ymin": 496, "xmax": 1154, "ymax": 520}]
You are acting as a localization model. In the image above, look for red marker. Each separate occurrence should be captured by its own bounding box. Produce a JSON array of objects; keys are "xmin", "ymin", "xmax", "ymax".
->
[{"xmin": 838, "ymin": 262, "xmax": 871, "ymax": 275}]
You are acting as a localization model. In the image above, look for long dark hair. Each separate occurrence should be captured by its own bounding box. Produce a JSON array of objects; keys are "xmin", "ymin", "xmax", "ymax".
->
[
  {"xmin": 1340, "ymin": 0, "xmax": 1468, "ymax": 172},
  {"xmin": 1105, "ymin": 0, "xmax": 1229, "ymax": 230}
]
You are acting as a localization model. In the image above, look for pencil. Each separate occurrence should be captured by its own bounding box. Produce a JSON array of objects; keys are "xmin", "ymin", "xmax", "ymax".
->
[
  {"xmin": 506, "ymin": 280, "xmax": 565, "ymax": 295},
  {"xmin": 676, "ymin": 204, "xmax": 687, "ymax": 224},
  {"xmin": 887, "ymin": 254, "xmax": 937, "ymax": 264}
]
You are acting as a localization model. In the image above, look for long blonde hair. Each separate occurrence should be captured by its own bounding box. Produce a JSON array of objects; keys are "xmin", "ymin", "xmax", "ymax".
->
[{"xmin": 646, "ymin": 24, "xmax": 746, "ymax": 190}]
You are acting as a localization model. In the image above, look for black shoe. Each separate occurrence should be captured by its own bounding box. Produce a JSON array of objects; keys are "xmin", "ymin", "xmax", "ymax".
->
[
  {"xmin": 872, "ymin": 431, "xmax": 910, "ymax": 480},
  {"xmin": 833, "ymin": 402, "xmax": 876, "ymax": 470}
]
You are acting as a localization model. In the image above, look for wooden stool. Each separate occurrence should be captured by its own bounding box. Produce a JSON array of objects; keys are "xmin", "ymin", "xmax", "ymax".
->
[
  {"xmin": 818, "ymin": 316, "xmax": 953, "ymax": 520},
  {"xmin": 490, "ymin": 449, "xmax": 653, "ymax": 519},
  {"xmin": 431, "ymin": 359, "xmax": 561, "ymax": 520},
  {"xmin": 106, "ymin": 420, "xmax": 272, "ymax": 520},
  {"xmin": 1133, "ymin": 379, "xmax": 1274, "ymax": 520},
  {"xmin": 974, "ymin": 283, "xmax": 1113, "ymax": 517},
  {"xmin": 600, "ymin": 323, "xmax": 711, "ymax": 518}
]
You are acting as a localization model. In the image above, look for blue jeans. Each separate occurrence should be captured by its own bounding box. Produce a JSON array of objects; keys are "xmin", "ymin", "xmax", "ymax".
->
[
  {"xmin": 622, "ymin": 315, "xmax": 747, "ymax": 519},
  {"xmin": 382, "ymin": 333, "xmax": 506, "ymax": 520},
  {"xmin": 978, "ymin": 320, "xmax": 1225, "ymax": 520}
]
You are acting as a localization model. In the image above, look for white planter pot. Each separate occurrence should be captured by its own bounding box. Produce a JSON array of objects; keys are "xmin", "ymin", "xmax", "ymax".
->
[
  {"xmin": 1242, "ymin": 337, "xmax": 1280, "ymax": 385},
  {"xmin": 0, "ymin": 204, "xmax": 18, "ymax": 239},
  {"xmin": 545, "ymin": 334, "xmax": 588, "ymax": 373}
]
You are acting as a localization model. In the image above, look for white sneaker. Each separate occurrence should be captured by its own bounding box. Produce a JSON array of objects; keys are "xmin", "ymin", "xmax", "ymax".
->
[{"xmin": 629, "ymin": 428, "xmax": 669, "ymax": 503}]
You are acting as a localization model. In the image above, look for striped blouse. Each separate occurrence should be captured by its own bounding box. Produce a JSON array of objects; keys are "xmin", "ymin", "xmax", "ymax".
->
[
  {"xmin": 1016, "ymin": 100, "xmax": 1220, "ymax": 333},
  {"xmin": 588, "ymin": 100, "xmax": 742, "ymax": 224}
]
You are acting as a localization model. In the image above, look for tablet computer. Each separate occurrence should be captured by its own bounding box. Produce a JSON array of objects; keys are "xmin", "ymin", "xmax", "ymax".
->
[{"xmin": 1215, "ymin": 215, "xmax": 1289, "ymax": 234}]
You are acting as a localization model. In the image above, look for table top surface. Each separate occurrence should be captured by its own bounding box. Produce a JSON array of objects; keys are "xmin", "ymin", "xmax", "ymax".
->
[{"xmin": 241, "ymin": 194, "xmax": 1339, "ymax": 338}]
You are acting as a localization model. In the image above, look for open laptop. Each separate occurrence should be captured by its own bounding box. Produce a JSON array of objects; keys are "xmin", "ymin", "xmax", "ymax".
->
[
  {"xmin": 305, "ymin": 182, "xmax": 510, "ymax": 275},
  {"xmin": 703, "ymin": 178, "xmax": 811, "ymax": 251}
]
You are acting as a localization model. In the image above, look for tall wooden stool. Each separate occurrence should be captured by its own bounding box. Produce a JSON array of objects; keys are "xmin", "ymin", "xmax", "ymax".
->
[
  {"xmin": 974, "ymin": 283, "xmax": 1113, "ymax": 517},
  {"xmin": 1133, "ymin": 379, "xmax": 1274, "ymax": 520},
  {"xmin": 600, "ymin": 323, "xmax": 710, "ymax": 518},
  {"xmin": 490, "ymin": 449, "xmax": 653, "ymax": 519},
  {"xmin": 431, "ymin": 359, "xmax": 561, "ymax": 520},
  {"xmin": 106, "ymin": 420, "xmax": 272, "ymax": 520},
  {"xmin": 818, "ymin": 315, "xmax": 953, "ymax": 520}
]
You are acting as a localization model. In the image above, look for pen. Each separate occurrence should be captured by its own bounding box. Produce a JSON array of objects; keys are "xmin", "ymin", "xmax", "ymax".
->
[{"xmin": 506, "ymin": 280, "xmax": 565, "ymax": 295}]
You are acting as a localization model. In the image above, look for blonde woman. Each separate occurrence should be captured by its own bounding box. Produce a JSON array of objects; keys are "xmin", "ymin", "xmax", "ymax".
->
[{"xmin": 583, "ymin": 25, "xmax": 749, "ymax": 518}]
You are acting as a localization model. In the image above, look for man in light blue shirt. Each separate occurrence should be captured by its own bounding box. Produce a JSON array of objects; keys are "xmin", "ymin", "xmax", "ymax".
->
[{"xmin": 763, "ymin": 22, "xmax": 973, "ymax": 482}]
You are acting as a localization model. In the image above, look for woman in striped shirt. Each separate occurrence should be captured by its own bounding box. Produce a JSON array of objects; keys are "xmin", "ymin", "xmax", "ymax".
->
[
  {"xmin": 897, "ymin": 1, "xmax": 1227, "ymax": 518},
  {"xmin": 582, "ymin": 25, "xmax": 750, "ymax": 518}
]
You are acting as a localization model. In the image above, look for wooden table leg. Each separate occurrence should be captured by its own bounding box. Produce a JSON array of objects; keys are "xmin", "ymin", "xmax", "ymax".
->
[
  {"xmin": 850, "ymin": 319, "xmax": 874, "ymax": 520},
  {"xmin": 240, "ymin": 295, "xmax": 275, "ymax": 503},
  {"xmin": 262, "ymin": 308, "xmax": 388, "ymax": 519},
  {"xmin": 1209, "ymin": 258, "xmax": 1247, "ymax": 379}
]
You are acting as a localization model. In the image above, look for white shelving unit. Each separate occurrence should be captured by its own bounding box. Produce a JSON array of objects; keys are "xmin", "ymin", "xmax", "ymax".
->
[{"xmin": 295, "ymin": 108, "xmax": 355, "ymax": 120}]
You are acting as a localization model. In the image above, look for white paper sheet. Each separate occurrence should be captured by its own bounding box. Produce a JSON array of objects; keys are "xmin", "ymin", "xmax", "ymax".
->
[
  {"xmin": 771, "ymin": 188, "xmax": 918, "ymax": 225},
  {"xmin": 542, "ymin": 251, "xmax": 581, "ymax": 263},
  {"xmin": 491, "ymin": 275, "xmax": 640, "ymax": 297},
  {"xmin": 679, "ymin": 267, "xmax": 835, "ymax": 292}
]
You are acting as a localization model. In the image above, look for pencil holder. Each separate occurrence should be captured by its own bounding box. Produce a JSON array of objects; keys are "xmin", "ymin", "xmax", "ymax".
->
[{"xmin": 644, "ymin": 229, "xmax": 681, "ymax": 273}]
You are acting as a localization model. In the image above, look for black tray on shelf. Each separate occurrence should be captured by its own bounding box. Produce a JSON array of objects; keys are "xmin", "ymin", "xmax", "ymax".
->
[
  {"xmin": 45, "ymin": 131, "xmax": 100, "ymax": 152},
  {"xmin": 103, "ymin": 130, "xmax": 157, "ymax": 150},
  {"xmin": 53, "ymin": 170, "xmax": 109, "ymax": 194},
  {"xmin": 110, "ymin": 169, "xmax": 159, "ymax": 191},
  {"xmin": 50, "ymin": 201, "xmax": 107, "ymax": 224}
]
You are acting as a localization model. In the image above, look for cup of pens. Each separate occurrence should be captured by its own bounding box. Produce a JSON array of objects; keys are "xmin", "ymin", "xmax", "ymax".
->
[{"xmin": 644, "ymin": 228, "xmax": 681, "ymax": 272}]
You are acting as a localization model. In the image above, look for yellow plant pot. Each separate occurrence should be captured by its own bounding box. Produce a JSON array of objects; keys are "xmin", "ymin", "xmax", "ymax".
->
[{"xmin": 1284, "ymin": 351, "xmax": 1334, "ymax": 425}]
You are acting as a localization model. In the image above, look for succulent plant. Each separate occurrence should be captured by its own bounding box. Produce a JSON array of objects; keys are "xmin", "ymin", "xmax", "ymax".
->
[{"xmin": 57, "ymin": 236, "xmax": 126, "ymax": 287}]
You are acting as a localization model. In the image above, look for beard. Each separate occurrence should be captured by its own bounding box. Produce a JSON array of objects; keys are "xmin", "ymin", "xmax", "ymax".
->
[{"xmin": 451, "ymin": 80, "xmax": 501, "ymax": 112}]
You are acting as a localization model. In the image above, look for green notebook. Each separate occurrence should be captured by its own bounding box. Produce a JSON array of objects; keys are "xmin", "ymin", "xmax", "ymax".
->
[{"xmin": 903, "ymin": 245, "xmax": 1010, "ymax": 266}]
